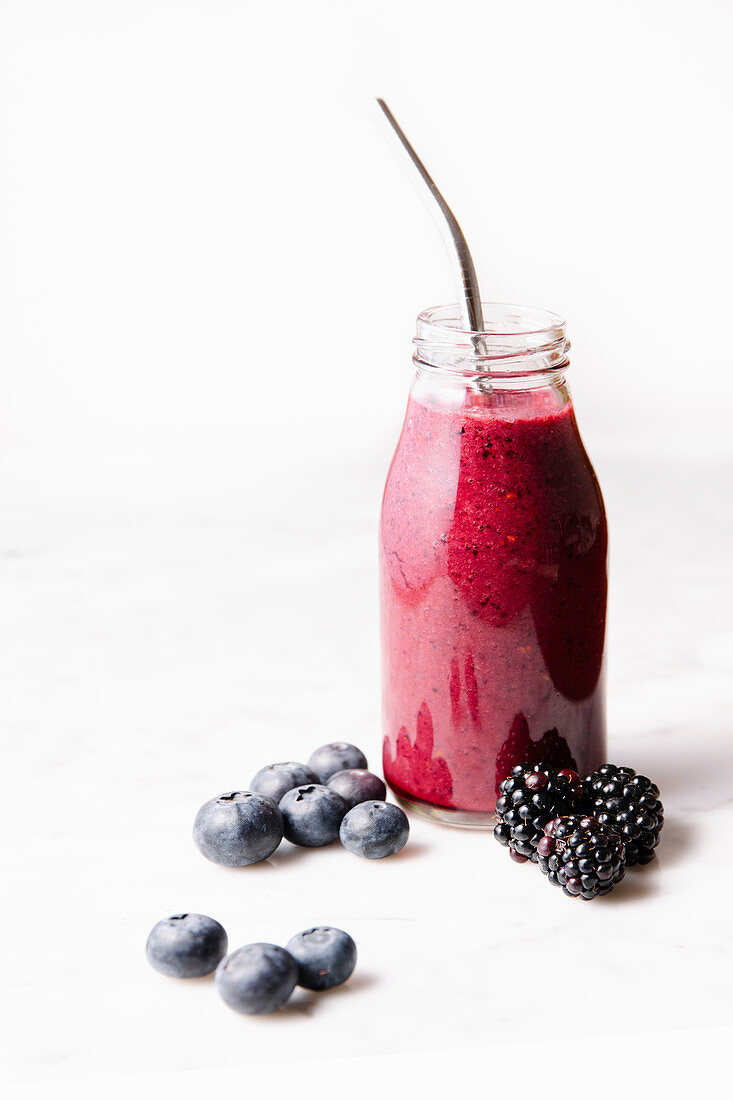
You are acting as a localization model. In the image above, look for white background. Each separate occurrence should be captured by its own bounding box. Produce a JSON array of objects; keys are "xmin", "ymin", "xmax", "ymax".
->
[
  {"xmin": 1, "ymin": 0, "xmax": 732, "ymax": 1094},
  {"xmin": 1, "ymin": 0, "xmax": 732, "ymax": 463}
]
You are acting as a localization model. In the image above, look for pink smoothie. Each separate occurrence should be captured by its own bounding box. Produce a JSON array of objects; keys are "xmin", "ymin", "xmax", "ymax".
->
[{"xmin": 380, "ymin": 386, "xmax": 607, "ymax": 815}]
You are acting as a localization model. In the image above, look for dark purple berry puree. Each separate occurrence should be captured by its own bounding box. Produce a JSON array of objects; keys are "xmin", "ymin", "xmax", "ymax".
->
[{"xmin": 380, "ymin": 387, "xmax": 607, "ymax": 813}]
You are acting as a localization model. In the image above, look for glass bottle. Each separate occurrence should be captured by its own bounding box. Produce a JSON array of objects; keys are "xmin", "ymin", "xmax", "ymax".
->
[{"xmin": 380, "ymin": 303, "xmax": 607, "ymax": 826}]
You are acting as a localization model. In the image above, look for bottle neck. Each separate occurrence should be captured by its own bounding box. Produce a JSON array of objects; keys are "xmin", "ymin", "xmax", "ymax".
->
[
  {"xmin": 413, "ymin": 302, "xmax": 570, "ymax": 395},
  {"xmin": 410, "ymin": 362, "xmax": 572, "ymax": 418}
]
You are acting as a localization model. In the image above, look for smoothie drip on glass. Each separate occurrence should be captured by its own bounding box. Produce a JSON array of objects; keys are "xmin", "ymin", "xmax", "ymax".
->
[{"xmin": 380, "ymin": 305, "xmax": 607, "ymax": 825}]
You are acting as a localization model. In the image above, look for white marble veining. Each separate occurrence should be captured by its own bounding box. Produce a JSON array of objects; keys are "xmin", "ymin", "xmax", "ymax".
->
[{"xmin": 2, "ymin": 446, "xmax": 733, "ymax": 1085}]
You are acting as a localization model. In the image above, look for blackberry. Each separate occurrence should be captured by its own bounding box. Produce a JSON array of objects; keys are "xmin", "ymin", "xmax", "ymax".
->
[
  {"xmin": 493, "ymin": 764, "xmax": 582, "ymax": 863},
  {"xmin": 494, "ymin": 715, "xmax": 577, "ymax": 798},
  {"xmin": 582, "ymin": 764, "xmax": 664, "ymax": 865},
  {"xmin": 537, "ymin": 814, "xmax": 626, "ymax": 899}
]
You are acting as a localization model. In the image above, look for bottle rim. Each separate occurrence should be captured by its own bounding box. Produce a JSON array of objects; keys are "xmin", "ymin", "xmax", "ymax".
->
[{"xmin": 414, "ymin": 302, "xmax": 569, "ymax": 377}]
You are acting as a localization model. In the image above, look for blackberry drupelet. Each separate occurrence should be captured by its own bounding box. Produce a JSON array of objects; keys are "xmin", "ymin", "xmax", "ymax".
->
[
  {"xmin": 493, "ymin": 764, "xmax": 583, "ymax": 863},
  {"xmin": 537, "ymin": 814, "xmax": 626, "ymax": 899},
  {"xmin": 582, "ymin": 764, "xmax": 664, "ymax": 865}
]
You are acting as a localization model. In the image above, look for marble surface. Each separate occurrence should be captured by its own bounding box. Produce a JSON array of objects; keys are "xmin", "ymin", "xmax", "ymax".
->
[{"xmin": 2, "ymin": 445, "xmax": 733, "ymax": 1086}]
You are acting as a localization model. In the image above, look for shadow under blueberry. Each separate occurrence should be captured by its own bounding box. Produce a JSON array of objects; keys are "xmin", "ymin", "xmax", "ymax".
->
[
  {"xmin": 153, "ymin": 970, "xmax": 217, "ymax": 985},
  {"xmin": 270, "ymin": 988, "xmax": 320, "ymax": 1017},
  {"xmin": 328, "ymin": 971, "xmax": 378, "ymax": 995},
  {"xmin": 191, "ymin": 971, "xmax": 217, "ymax": 984},
  {"xmin": 256, "ymin": 832, "xmax": 426, "ymax": 869},
  {"xmin": 259, "ymin": 973, "xmax": 378, "ymax": 1020},
  {"xmin": 260, "ymin": 839, "xmax": 350, "ymax": 868},
  {"xmin": 383, "ymin": 839, "xmax": 428, "ymax": 862}
]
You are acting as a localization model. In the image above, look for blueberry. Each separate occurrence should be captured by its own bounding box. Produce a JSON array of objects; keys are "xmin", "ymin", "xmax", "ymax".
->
[
  {"xmin": 308, "ymin": 742, "xmax": 368, "ymax": 783},
  {"xmin": 339, "ymin": 800, "xmax": 409, "ymax": 859},
  {"xmin": 193, "ymin": 791, "xmax": 283, "ymax": 866},
  {"xmin": 249, "ymin": 761, "xmax": 319, "ymax": 804},
  {"xmin": 278, "ymin": 784, "xmax": 347, "ymax": 847},
  {"xmin": 146, "ymin": 913, "xmax": 228, "ymax": 978},
  {"xmin": 286, "ymin": 927, "xmax": 357, "ymax": 991},
  {"xmin": 215, "ymin": 943, "xmax": 298, "ymax": 1015},
  {"xmin": 327, "ymin": 769, "xmax": 386, "ymax": 810}
]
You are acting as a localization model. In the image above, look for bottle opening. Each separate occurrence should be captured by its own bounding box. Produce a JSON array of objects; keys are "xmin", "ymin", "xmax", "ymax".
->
[{"xmin": 414, "ymin": 302, "xmax": 569, "ymax": 377}]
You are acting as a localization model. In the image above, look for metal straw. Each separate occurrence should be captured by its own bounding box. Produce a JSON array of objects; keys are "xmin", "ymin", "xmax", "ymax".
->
[{"xmin": 376, "ymin": 97, "xmax": 486, "ymax": 336}]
